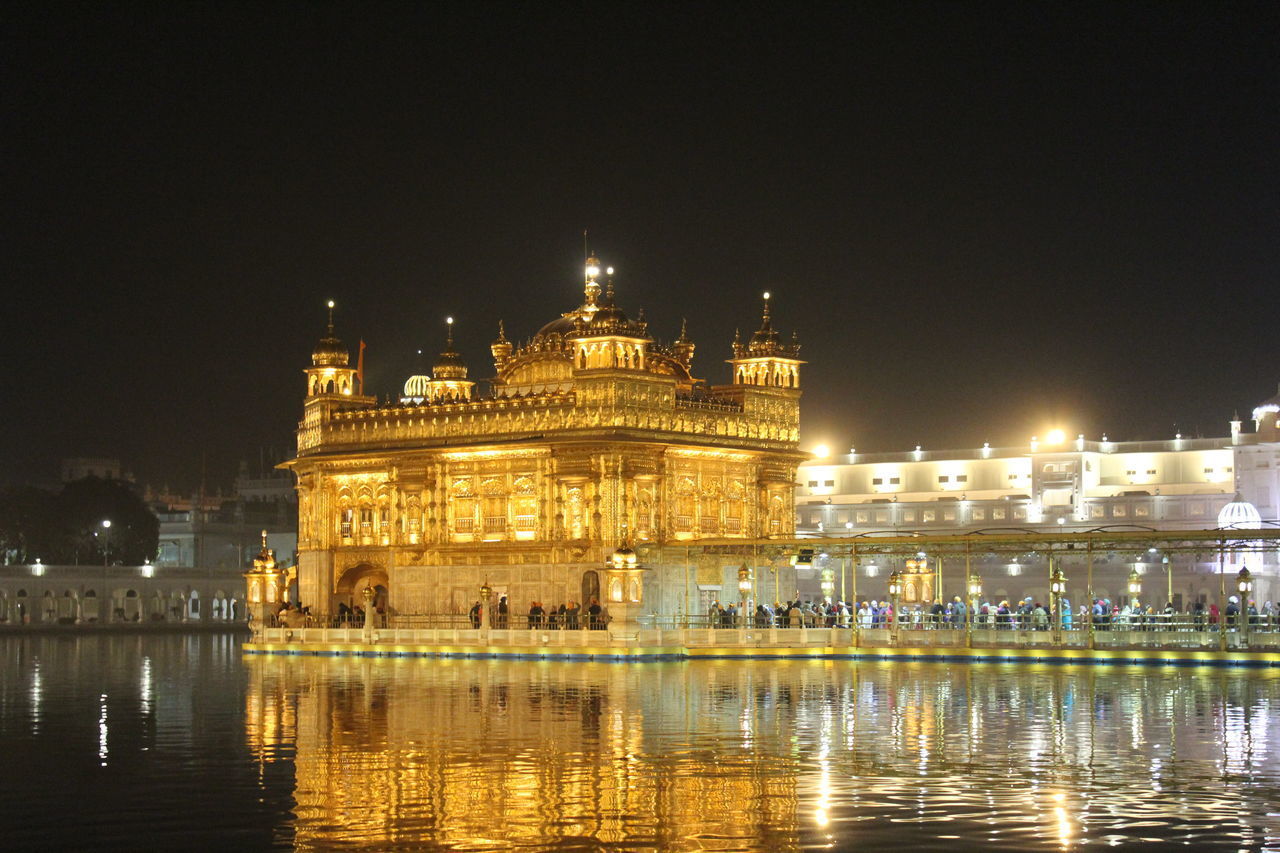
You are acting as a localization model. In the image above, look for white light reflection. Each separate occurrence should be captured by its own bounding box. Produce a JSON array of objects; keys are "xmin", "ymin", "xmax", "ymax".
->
[
  {"xmin": 98, "ymin": 693, "xmax": 109, "ymax": 766},
  {"xmin": 29, "ymin": 658, "xmax": 42, "ymax": 733},
  {"xmin": 815, "ymin": 701, "xmax": 833, "ymax": 829},
  {"xmin": 1053, "ymin": 791, "xmax": 1072, "ymax": 847},
  {"xmin": 140, "ymin": 656, "xmax": 153, "ymax": 716}
]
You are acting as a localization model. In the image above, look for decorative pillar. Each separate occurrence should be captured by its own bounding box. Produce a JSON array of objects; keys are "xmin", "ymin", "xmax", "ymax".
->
[
  {"xmin": 603, "ymin": 543, "xmax": 648, "ymax": 635},
  {"xmin": 361, "ymin": 584, "xmax": 376, "ymax": 642},
  {"xmin": 480, "ymin": 580, "xmax": 492, "ymax": 632}
]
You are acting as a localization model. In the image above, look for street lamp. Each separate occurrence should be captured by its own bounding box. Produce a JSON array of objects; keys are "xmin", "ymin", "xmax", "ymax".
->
[
  {"xmin": 1127, "ymin": 568, "xmax": 1142, "ymax": 613},
  {"xmin": 1162, "ymin": 555, "xmax": 1172, "ymax": 611},
  {"xmin": 1050, "ymin": 566, "xmax": 1067, "ymax": 643},
  {"xmin": 101, "ymin": 519, "xmax": 112, "ymax": 567},
  {"xmin": 737, "ymin": 564, "xmax": 751, "ymax": 627},
  {"xmin": 479, "ymin": 580, "xmax": 492, "ymax": 630},
  {"xmin": 967, "ymin": 571, "xmax": 982, "ymax": 645},
  {"xmin": 888, "ymin": 569, "xmax": 903, "ymax": 644},
  {"xmin": 1237, "ymin": 566, "xmax": 1253, "ymax": 645}
]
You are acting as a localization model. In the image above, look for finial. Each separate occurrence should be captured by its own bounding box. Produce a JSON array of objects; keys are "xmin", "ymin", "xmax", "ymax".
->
[
  {"xmin": 605, "ymin": 278, "xmax": 615, "ymax": 302},
  {"xmin": 678, "ymin": 318, "xmax": 688, "ymax": 341},
  {"xmin": 733, "ymin": 327, "xmax": 741, "ymax": 344},
  {"xmin": 636, "ymin": 306, "xmax": 645, "ymax": 323},
  {"xmin": 761, "ymin": 291, "xmax": 772, "ymax": 324},
  {"xmin": 445, "ymin": 316, "xmax": 454, "ymax": 348},
  {"xmin": 260, "ymin": 528, "xmax": 269, "ymax": 548},
  {"xmin": 326, "ymin": 300, "xmax": 335, "ymax": 334},
  {"xmin": 496, "ymin": 320, "xmax": 508, "ymax": 342}
]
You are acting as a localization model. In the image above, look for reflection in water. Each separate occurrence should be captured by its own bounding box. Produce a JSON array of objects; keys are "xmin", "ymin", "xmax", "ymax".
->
[
  {"xmin": 245, "ymin": 658, "xmax": 1280, "ymax": 850},
  {"xmin": 2, "ymin": 635, "xmax": 1279, "ymax": 850}
]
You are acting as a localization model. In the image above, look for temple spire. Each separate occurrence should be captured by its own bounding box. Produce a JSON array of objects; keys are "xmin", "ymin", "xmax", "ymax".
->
[{"xmin": 584, "ymin": 255, "xmax": 602, "ymax": 307}]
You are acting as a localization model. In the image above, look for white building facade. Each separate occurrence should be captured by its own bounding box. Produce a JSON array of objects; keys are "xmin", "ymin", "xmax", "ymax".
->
[{"xmin": 795, "ymin": 387, "xmax": 1280, "ymax": 607}]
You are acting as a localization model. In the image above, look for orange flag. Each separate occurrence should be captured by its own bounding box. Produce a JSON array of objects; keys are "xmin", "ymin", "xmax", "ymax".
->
[{"xmin": 357, "ymin": 340, "xmax": 366, "ymax": 393}]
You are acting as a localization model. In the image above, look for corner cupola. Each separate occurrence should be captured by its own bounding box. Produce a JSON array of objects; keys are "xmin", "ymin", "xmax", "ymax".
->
[
  {"xmin": 305, "ymin": 300, "xmax": 361, "ymax": 397},
  {"xmin": 728, "ymin": 292, "xmax": 804, "ymax": 388},
  {"xmin": 425, "ymin": 317, "xmax": 474, "ymax": 402}
]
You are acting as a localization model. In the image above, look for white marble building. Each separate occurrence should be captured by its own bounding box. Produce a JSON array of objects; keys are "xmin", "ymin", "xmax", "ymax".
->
[{"xmin": 794, "ymin": 385, "xmax": 1280, "ymax": 606}]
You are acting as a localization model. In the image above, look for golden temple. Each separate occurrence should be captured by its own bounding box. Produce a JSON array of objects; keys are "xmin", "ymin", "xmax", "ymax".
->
[{"xmin": 282, "ymin": 257, "xmax": 805, "ymax": 621}]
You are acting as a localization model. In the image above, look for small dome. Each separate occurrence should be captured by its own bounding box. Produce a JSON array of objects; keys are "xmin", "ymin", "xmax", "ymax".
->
[
  {"xmin": 593, "ymin": 302, "xmax": 627, "ymax": 324},
  {"xmin": 403, "ymin": 374, "xmax": 431, "ymax": 398},
  {"xmin": 431, "ymin": 319, "xmax": 468, "ymax": 379},
  {"xmin": 1218, "ymin": 493, "xmax": 1262, "ymax": 530},
  {"xmin": 749, "ymin": 324, "xmax": 779, "ymax": 350},
  {"xmin": 433, "ymin": 349, "xmax": 468, "ymax": 378},
  {"xmin": 609, "ymin": 544, "xmax": 638, "ymax": 569},
  {"xmin": 311, "ymin": 333, "xmax": 348, "ymax": 367}
]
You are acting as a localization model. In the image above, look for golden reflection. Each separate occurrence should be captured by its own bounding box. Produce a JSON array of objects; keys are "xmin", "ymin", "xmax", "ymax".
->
[{"xmin": 243, "ymin": 657, "xmax": 1280, "ymax": 851}]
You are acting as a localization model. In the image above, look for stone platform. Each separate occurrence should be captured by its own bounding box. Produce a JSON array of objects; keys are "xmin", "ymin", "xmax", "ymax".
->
[{"xmin": 244, "ymin": 625, "xmax": 1280, "ymax": 668}]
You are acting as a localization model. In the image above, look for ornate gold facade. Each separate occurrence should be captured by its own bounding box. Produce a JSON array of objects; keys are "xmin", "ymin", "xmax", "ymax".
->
[{"xmin": 284, "ymin": 257, "xmax": 805, "ymax": 618}]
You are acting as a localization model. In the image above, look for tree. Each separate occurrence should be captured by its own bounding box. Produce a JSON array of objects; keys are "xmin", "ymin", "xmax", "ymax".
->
[
  {"xmin": 0, "ymin": 477, "xmax": 159, "ymax": 565},
  {"xmin": 0, "ymin": 486, "xmax": 61, "ymax": 564},
  {"xmin": 56, "ymin": 477, "xmax": 159, "ymax": 565}
]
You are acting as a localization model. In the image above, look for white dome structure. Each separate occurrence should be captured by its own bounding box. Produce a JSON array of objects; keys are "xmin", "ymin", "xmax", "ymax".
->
[
  {"xmin": 1218, "ymin": 493, "xmax": 1263, "ymax": 530},
  {"xmin": 401, "ymin": 348, "xmax": 432, "ymax": 401}
]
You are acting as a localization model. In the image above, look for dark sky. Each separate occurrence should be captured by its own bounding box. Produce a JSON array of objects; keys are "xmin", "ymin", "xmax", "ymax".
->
[{"xmin": 4, "ymin": 2, "xmax": 1278, "ymax": 492}]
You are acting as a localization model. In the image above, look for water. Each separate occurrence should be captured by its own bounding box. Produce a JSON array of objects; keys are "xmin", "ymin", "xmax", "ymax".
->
[{"xmin": 1, "ymin": 634, "xmax": 1279, "ymax": 851}]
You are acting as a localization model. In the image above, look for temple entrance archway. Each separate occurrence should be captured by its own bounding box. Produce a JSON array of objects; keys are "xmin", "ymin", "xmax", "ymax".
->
[
  {"xmin": 335, "ymin": 563, "xmax": 390, "ymax": 618},
  {"xmin": 581, "ymin": 570, "xmax": 600, "ymax": 608}
]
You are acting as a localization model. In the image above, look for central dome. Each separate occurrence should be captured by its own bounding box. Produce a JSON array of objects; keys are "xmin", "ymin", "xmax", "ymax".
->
[{"xmin": 536, "ymin": 314, "xmax": 585, "ymax": 337}]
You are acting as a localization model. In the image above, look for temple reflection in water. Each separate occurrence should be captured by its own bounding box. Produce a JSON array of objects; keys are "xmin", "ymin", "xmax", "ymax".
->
[{"xmin": 245, "ymin": 657, "xmax": 1280, "ymax": 850}]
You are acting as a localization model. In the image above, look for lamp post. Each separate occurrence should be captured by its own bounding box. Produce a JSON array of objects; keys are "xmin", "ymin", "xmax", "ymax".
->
[
  {"xmin": 967, "ymin": 570, "xmax": 982, "ymax": 647},
  {"xmin": 737, "ymin": 564, "xmax": 751, "ymax": 628},
  {"xmin": 479, "ymin": 580, "xmax": 492, "ymax": 631},
  {"xmin": 101, "ymin": 519, "xmax": 112, "ymax": 567},
  {"xmin": 1131, "ymin": 568, "xmax": 1141, "ymax": 627},
  {"xmin": 888, "ymin": 569, "xmax": 903, "ymax": 645},
  {"xmin": 361, "ymin": 583, "xmax": 375, "ymax": 633},
  {"xmin": 1050, "ymin": 565, "xmax": 1067, "ymax": 644},
  {"xmin": 1238, "ymin": 566, "xmax": 1253, "ymax": 647},
  {"xmin": 820, "ymin": 569, "xmax": 835, "ymax": 604}
]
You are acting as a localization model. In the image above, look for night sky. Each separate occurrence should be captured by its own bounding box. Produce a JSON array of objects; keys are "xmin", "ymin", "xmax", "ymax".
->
[{"xmin": 5, "ymin": 2, "xmax": 1278, "ymax": 492}]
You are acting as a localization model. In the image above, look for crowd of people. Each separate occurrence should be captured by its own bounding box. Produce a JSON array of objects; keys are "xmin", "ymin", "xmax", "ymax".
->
[
  {"xmin": 464, "ymin": 596, "xmax": 609, "ymax": 630},
  {"xmin": 270, "ymin": 594, "xmax": 1276, "ymax": 632},
  {"xmin": 701, "ymin": 595, "xmax": 1279, "ymax": 631}
]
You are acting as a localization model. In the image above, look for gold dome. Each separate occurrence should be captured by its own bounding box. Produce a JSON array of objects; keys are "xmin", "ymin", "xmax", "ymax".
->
[
  {"xmin": 311, "ymin": 303, "xmax": 349, "ymax": 366},
  {"xmin": 433, "ymin": 318, "xmax": 468, "ymax": 380}
]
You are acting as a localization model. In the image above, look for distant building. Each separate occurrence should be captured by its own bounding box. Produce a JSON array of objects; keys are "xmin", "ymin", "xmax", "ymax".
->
[
  {"xmin": 152, "ymin": 455, "xmax": 297, "ymax": 574},
  {"xmin": 60, "ymin": 457, "xmax": 132, "ymax": 483},
  {"xmin": 797, "ymin": 388, "xmax": 1280, "ymax": 535},
  {"xmin": 794, "ymin": 386, "xmax": 1280, "ymax": 606}
]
